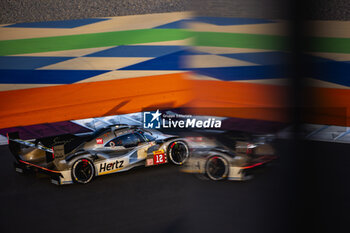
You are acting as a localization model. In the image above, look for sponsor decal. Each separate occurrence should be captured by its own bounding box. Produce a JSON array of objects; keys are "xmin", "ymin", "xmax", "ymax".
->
[
  {"xmin": 52, "ymin": 145, "xmax": 65, "ymax": 159},
  {"xmin": 143, "ymin": 109, "xmax": 161, "ymax": 129},
  {"xmin": 163, "ymin": 117, "xmax": 221, "ymax": 128},
  {"xmin": 99, "ymin": 160, "xmax": 124, "ymax": 173},
  {"xmin": 96, "ymin": 138, "xmax": 103, "ymax": 144},
  {"xmin": 53, "ymin": 137, "xmax": 74, "ymax": 145},
  {"xmin": 146, "ymin": 158, "xmax": 154, "ymax": 166},
  {"xmin": 153, "ymin": 150, "xmax": 167, "ymax": 165},
  {"xmin": 143, "ymin": 110, "xmax": 222, "ymax": 129}
]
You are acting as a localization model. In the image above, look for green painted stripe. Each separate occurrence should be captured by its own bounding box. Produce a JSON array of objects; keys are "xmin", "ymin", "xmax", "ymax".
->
[
  {"xmin": 1, "ymin": 28, "xmax": 348, "ymax": 56},
  {"xmin": 308, "ymin": 37, "xmax": 350, "ymax": 54},
  {"xmin": 0, "ymin": 29, "xmax": 190, "ymax": 56},
  {"xmin": 0, "ymin": 30, "xmax": 289, "ymax": 56},
  {"xmin": 193, "ymin": 32, "xmax": 350, "ymax": 54},
  {"xmin": 192, "ymin": 31, "xmax": 289, "ymax": 50}
]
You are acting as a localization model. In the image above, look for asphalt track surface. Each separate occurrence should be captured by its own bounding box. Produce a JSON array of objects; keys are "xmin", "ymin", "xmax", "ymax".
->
[
  {"xmin": 0, "ymin": 140, "xmax": 297, "ymax": 233},
  {"xmin": 1, "ymin": 0, "xmax": 350, "ymax": 24},
  {"xmin": 2, "ymin": 139, "xmax": 350, "ymax": 233}
]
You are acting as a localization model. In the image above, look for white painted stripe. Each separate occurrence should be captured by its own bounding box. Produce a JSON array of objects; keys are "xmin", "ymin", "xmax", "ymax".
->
[
  {"xmin": 307, "ymin": 52, "xmax": 350, "ymax": 61},
  {"xmin": 187, "ymin": 74, "xmax": 289, "ymax": 85},
  {"xmin": 37, "ymin": 57, "xmax": 152, "ymax": 70},
  {"xmin": 304, "ymin": 78, "xmax": 350, "ymax": 89},
  {"xmin": 186, "ymin": 73, "xmax": 220, "ymax": 81},
  {"xmin": 189, "ymin": 21, "xmax": 289, "ymax": 35},
  {"xmin": 234, "ymin": 78, "xmax": 289, "ymax": 86},
  {"xmin": 76, "ymin": 70, "xmax": 185, "ymax": 83},
  {"xmin": 305, "ymin": 20, "xmax": 350, "ymax": 38},
  {"xmin": 192, "ymin": 46, "xmax": 273, "ymax": 54},
  {"xmin": 0, "ymin": 84, "xmax": 61, "ymax": 92},
  {"xmin": 184, "ymin": 54, "xmax": 257, "ymax": 68}
]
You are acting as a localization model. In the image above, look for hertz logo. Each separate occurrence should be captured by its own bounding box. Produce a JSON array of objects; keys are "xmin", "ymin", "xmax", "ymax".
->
[{"xmin": 99, "ymin": 160, "xmax": 124, "ymax": 173}]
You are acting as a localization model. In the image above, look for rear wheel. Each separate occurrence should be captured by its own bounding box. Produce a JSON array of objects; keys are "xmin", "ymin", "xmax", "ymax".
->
[
  {"xmin": 167, "ymin": 141, "xmax": 189, "ymax": 165},
  {"xmin": 205, "ymin": 156, "xmax": 229, "ymax": 181},
  {"xmin": 72, "ymin": 158, "xmax": 95, "ymax": 184}
]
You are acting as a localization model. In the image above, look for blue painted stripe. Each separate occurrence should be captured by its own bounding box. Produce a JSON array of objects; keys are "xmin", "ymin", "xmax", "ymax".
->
[
  {"xmin": 221, "ymin": 52, "xmax": 289, "ymax": 65},
  {"xmin": 85, "ymin": 45, "xmax": 185, "ymax": 57},
  {"xmin": 4, "ymin": 18, "xmax": 110, "ymax": 29},
  {"xmin": 119, "ymin": 50, "xmax": 205, "ymax": 70},
  {"xmin": 0, "ymin": 70, "xmax": 109, "ymax": 84},
  {"xmin": 311, "ymin": 61, "xmax": 350, "ymax": 87},
  {"xmin": 305, "ymin": 55, "xmax": 333, "ymax": 63},
  {"xmin": 0, "ymin": 56, "xmax": 75, "ymax": 70},
  {"xmin": 190, "ymin": 60, "xmax": 350, "ymax": 86},
  {"xmin": 192, "ymin": 65, "xmax": 288, "ymax": 81},
  {"xmin": 154, "ymin": 20, "xmax": 190, "ymax": 29}
]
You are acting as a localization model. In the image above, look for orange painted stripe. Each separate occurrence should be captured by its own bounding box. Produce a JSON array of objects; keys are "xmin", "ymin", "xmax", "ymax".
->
[
  {"xmin": 185, "ymin": 80, "xmax": 290, "ymax": 122},
  {"xmin": 302, "ymin": 87, "xmax": 350, "ymax": 126},
  {"xmin": 3, "ymin": 74, "xmax": 347, "ymax": 129},
  {"xmin": 185, "ymin": 81, "xmax": 350, "ymax": 126},
  {"xmin": 0, "ymin": 73, "xmax": 193, "ymax": 129},
  {"xmin": 0, "ymin": 76, "xmax": 292, "ymax": 129}
]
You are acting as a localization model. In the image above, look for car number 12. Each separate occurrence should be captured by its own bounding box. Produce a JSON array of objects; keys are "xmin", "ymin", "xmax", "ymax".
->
[
  {"xmin": 155, "ymin": 154, "xmax": 164, "ymax": 163},
  {"xmin": 153, "ymin": 150, "xmax": 166, "ymax": 165}
]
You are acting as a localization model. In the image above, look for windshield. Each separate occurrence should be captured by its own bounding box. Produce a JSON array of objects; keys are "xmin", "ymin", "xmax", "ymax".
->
[{"xmin": 136, "ymin": 130, "xmax": 156, "ymax": 141}]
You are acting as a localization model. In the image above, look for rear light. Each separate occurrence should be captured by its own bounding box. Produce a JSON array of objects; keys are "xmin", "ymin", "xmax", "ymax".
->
[
  {"xmin": 246, "ymin": 144, "xmax": 256, "ymax": 154},
  {"xmin": 52, "ymin": 147, "xmax": 55, "ymax": 159}
]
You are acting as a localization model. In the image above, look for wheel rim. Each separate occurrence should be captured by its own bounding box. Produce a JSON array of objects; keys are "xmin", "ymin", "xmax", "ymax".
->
[
  {"xmin": 73, "ymin": 159, "xmax": 94, "ymax": 183},
  {"xmin": 206, "ymin": 156, "xmax": 228, "ymax": 180},
  {"xmin": 168, "ymin": 141, "xmax": 189, "ymax": 165}
]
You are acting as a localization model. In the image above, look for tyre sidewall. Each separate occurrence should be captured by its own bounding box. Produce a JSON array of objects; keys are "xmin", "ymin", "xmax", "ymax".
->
[
  {"xmin": 205, "ymin": 155, "xmax": 229, "ymax": 181},
  {"xmin": 71, "ymin": 158, "xmax": 95, "ymax": 184},
  {"xmin": 167, "ymin": 140, "xmax": 189, "ymax": 165}
]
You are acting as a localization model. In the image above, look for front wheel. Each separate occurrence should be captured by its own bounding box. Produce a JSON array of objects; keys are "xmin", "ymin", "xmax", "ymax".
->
[
  {"xmin": 167, "ymin": 141, "xmax": 189, "ymax": 165},
  {"xmin": 71, "ymin": 158, "xmax": 95, "ymax": 184},
  {"xmin": 205, "ymin": 156, "xmax": 229, "ymax": 181}
]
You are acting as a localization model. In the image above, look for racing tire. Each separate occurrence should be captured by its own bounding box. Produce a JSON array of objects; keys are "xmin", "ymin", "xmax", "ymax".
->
[
  {"xmin": 167, "ymin": 141, "xmax": 189, "ymax": 165},
  {"xmin": 71, "ymin": 158, "xmax": 95, "ymax": 184},
  {"xmin": 205, "ymin": 156, "xmax": 229, "ymax": 181}
]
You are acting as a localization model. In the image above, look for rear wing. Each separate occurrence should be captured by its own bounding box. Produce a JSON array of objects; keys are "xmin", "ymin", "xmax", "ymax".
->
[{"xmin": 7, "ymin": 132, "xmax": 53, "ymax": 161}]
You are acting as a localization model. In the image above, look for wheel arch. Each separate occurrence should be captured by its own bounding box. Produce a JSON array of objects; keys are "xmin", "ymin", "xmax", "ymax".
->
[{"xmin": 66, "ymin": 152, "xmax": 98, "ymax": 174}]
